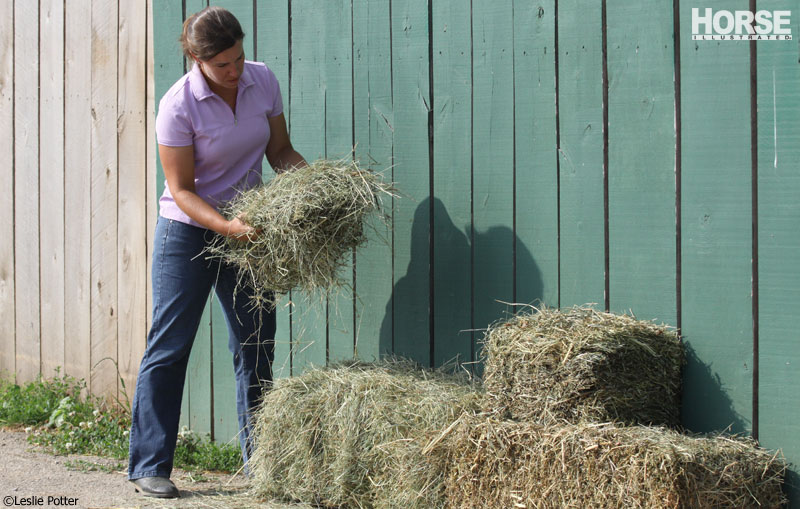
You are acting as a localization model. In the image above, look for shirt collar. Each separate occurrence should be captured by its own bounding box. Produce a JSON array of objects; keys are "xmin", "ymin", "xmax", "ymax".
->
[{"xmin": 189, "ymin": 61, "xmax": 254, "ymax": 102}]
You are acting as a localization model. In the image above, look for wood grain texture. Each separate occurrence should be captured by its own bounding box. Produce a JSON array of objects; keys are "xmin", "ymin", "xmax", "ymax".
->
[
  {"xmin": 184, "ymin": 0, "xmax": 214, "ymax": 439},
  {"xmin": 90, "ymin": 0, "xmax": 120, "ymax": 398},
  {"xmin": 117, "ymin": 0, "xmax": 148, "ymax": 402},
  {"xmin": 146, "ymin": 0, "xmax": 157, "ymax": 339},
  {"xmin": 606, "ymin": 0, "xmax": 677, "ymax": 325},
  {"xmin": 152, "ymin": 0, "xmax": 189, "ymax": 432},
  {"xmin": 353, "ymin": 0, "xmax": 394, "ymax": 362},
  {"xmin": 14, "ymin": 0, "xmax": 41, "ymax": 382},
  {"xmin": 256, "ymin": 0, "xmax": 291, "ymax": 380},
  {"xmin": 431, "ymin": 0, "xmax": 472, "ymax": 368},
  {"xmin": 0, "ymin": 0, "xmax": 16, "ymax": 375},
  {"xmin": 186, "ymin": 300, "xmax": 210, "ymax": 436},
  {"xmin": 472, "ymin": 0, "xmax": 514, "ymax": 366},
  {"xmin": 756, "ymin": 6, "xmax": 800, "ymax": 503},
  {"xmin": 679, "ymin": 0, "xmax": 752, "ymax": 435},
  {"xmin": 212, "ymin": 0, "xmax": 254, "ymax": 58},
  {"xmin": 390, "ymin": 0, "xmax": 431, "ymax": 366},
  {"xmin": 210, "ymin": 298, "xmax": 237, "ymax": 442},
  {"xmin": 64, "ymin": 0, "xmax": 92, "ymax": 385},
  {"xmin": 513, "ymin": 0, "xmax": 557, "ymax": 309},
  {"xmin": 323, "ymin": 0, "xmax": 356, "ymax": 365},
  {"xmin": 288, "ymin": 0, "xmax": 328, "ymax": 373},
  {"xmin": 39, "ymin": 0, "xmax": 66, "ymax": 378},
  {"xmin": 556, "ymin": 0, "xmax": 605, "ymax": 308}
]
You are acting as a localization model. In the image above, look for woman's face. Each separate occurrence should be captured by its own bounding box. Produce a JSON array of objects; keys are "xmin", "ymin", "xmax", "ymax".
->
[{"xmin": 199, "ymin": 39, "xmax": 245, "ymax": 91}]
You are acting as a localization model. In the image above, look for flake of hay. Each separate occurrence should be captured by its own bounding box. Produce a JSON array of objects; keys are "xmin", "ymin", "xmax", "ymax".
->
[
  {"xmin": 205, "ymin": 159, "xmax": 395, "ymax": 301},
  {"xmin": 250, "ymin": 359, "xmax": 482, "ymax": 509},
  {"xmin": 482, "ymin": 306, "xmax": 684, "ymax": 426},
  {"xmin": 445, "ymin": 416, "xmax": 786, "ymax": 509}
]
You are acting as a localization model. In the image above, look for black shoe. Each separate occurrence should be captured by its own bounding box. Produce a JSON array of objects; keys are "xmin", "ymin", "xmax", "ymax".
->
[{"xmin": 131, "ymin": 476, "xmax": 180, "ymax": 498}]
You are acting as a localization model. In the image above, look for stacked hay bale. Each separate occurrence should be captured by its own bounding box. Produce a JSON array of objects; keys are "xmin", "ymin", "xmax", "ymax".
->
[
  {"xmin": 482, "ymin": 307, "xmax": 684, "ymax": 426},
  {"xmin": 445, "ymin": 306, "xmax": 786, "ymax": 508},
  {"xmin": 446, "ymin": 419, "xmax": 786, "ymax": 508},
  {"xmin": 250, "ymin": 359, "xmax": 481, "ymax": 509}
]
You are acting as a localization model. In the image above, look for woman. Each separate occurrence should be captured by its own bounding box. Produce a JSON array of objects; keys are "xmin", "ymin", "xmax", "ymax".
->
[{"xmin": 127, "ymin": 6, "xmax": 305, "ymax": 498}]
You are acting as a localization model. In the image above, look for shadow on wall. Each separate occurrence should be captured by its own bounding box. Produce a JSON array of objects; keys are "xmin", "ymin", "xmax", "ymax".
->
[
  {"xmin": 378, "ymin": 197, "xmax": 543, "ymax": 370},
  {"xmin": 680, "ymin": 341, "xmax": 749, "ymax": 435}
]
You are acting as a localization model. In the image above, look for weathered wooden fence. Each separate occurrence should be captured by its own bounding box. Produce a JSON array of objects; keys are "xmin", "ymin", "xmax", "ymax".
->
[
  {"xmin": 2, "ymin": 0, "xmax": 798, "ymax": 504},
  {"xmin": 1, "ymin": 0, "xmax": 153, "ymax": 401},
  {"xmin": 155, "ymin": 1, "xmax": 799, "ymax": 503}
]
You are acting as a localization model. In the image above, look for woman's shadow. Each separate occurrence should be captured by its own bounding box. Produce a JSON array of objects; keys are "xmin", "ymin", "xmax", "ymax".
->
[{"xmin": 378, "ymin": 197, "xmax": 543, "ymax": 371}]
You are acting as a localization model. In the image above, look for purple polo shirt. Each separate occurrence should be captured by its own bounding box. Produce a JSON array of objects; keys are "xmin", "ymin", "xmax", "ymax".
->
[{"xmin": 155, "ymin": 60, "xmax": 284, "ymax": 227}]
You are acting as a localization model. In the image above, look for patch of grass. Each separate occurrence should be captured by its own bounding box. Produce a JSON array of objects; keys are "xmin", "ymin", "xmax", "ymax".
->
[
  {"xmin": 28, "ymin": 399, "xmax": 131, "ymax": 459},
  {"xmin": 0, "ymin": 372, "xmax": 243, "ymax": 474},
  {"xmin": 0, "ymin": 369, "xmax": 84, "ymax": 426},
  {"xmin": 174, "ymin": 427, "xmax": 243, "ymax": 473}
]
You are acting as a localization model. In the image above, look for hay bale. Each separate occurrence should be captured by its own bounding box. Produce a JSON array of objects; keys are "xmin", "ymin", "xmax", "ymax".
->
[
  {"xmin": 445, "ymin": 416, "xmax": 787, "ymax": 509},
  {"xmin": 482, "ymin": 306, "xmax": 684, "ymax": 426},
  {"xmin": 206, "ymin": 159, "xmax": 395, "ymax": 299},
  {"xmin": 250, "ymin": 360, "xmax": 481, "ymax": 509}
]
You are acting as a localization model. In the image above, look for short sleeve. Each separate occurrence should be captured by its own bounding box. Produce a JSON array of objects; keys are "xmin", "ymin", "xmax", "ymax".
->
[
  {"xmin": 155, "ymin": 101, "xmax": 194, "ymax": 147},
  {"xmin": 266, "ymin": 68, "xmax": 284, "ymax": 118}
]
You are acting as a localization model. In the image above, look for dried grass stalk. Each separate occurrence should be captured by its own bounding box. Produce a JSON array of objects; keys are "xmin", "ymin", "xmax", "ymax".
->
[
  {"xmin": 482, "ymin": 306, "xmax": 684, "ymax": 426},
  {"xmin": 250, "ymin": 359, "xmax": 482, "ymax": 509},
  {"xmin": 205, "ymin": 159, "xmax": 395, "ymax": 300},
  {"xmin": 445, "ymin": 416, "xmax": 787, "ymax": 509}
]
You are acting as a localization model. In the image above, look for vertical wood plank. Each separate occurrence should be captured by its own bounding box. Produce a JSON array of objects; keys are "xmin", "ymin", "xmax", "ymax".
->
[
  {"xmin": 353, "ymin": 0, "xmax": 393, "ymax": 362},
  {"xmin": 213, "ymin": 0, "xmax": 254, "ymax": 58},
  {"xmin": 324, "ymin": 0, "xmax": 355, "ymax": 364},
  {"xmin": 0, "ymin": 0, "xmax": 16, "ymax": 375},
  {"xmin": 288, "ymin": 0, "xmax": 328, "ymax": 374},
  {"xmin": 391, "ymin": 0, "xmax": 431, "ymax": 366},
  {"xmin": 472, "ymin": 0, "xmax": 514, "ymax": 363},
  {"xmin": 64, "ymin": 0, "xmax": 92, "ymax": 385},
  {"xmin": 146, "ymin": 0, "xmax": 157, "ymax": 340},
  {"xmin": 14, "ymin": 0, "xmax": 41, "ymax": 383},
  {"xmin": 151, "ymin": 0, "xmax": 190, "ymax": 432},
  {"xmin": 90, "ymin": 0, "xmax": 120, "ymax": 398},
  {"xmin": 513, "ymin": 0, "xmax": 558, "ymax": 309},
  {"xmin": 189, "ymin": 301, "xmax": 213, "ymax": 436},
  {"xmin": 556, "ymin": 0, "xmax": 605, "ymax": 308},
  {"xmin": 679, "ymin": 0, "xmax": 752, "ymax": 434},
  {"xmin": 757, "ymin": 9, "xmax": 800, "ymax": 504},
  {"xmin": 210, "ymin": 297, "xmax": 237, "ymax": 442},
  {"xmin": 256, "ymin": 0, "xmax": 291, "ymax": 379},
  {"xmin": 607, "ymin": 1, "xmax": 676, "ymax": 325},
  {"xmin": 118, "ymin": 0, "xmax": 148, "ymax": 404},
  {"xmin": 184, "ymin": 0, "xmax": 214, "ymax": 438},
  {"xmin": 39, "ymin": 0, "xmax": 66, "ymax": 378},
  {"xmin": 432, "ymin": 0, "xmax": 471, "ymax": 368}
]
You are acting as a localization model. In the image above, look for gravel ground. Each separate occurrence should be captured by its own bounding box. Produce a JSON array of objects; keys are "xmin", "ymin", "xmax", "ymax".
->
[{"xmin": 0, "ymin": 429, "xmax": 311, "ymax": 509}]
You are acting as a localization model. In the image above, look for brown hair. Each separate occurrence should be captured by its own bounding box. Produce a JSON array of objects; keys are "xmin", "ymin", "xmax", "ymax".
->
[{"xmin": 180, "ymin": 6, "xmax": 245, "ymax": 62}]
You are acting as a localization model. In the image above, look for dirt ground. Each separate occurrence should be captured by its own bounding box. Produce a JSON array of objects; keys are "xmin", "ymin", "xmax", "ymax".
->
[{"xmin": 0, "ymin": 429, "xmax": 311, "ymax": 509}]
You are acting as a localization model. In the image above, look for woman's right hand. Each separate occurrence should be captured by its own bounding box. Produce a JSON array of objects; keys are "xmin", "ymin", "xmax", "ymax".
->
[{"xmin": 226, "ymin": 215, "xmax": 259, "ymax": 242}]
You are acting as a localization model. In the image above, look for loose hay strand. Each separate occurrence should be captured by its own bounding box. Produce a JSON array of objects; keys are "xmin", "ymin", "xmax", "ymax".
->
[{"xmin": 204, "ymin": 159, "xmax": 396, "ymax": 303}]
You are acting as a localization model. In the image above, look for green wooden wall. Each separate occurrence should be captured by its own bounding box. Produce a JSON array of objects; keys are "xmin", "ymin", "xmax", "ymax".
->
[{"xmin": 154, "ymin": 0, "xmax": 800, "ymax": 504}]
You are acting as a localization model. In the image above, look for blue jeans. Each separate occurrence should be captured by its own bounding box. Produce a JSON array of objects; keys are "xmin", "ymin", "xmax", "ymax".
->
[{"xmin": 128, "ymin": 217, "xmax": 275, "ymax": 480}]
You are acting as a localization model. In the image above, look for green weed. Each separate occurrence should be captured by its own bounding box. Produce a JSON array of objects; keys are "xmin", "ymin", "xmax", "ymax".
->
[
  {"xmin": 0, "ymin": 369, "xmax": 83, "ymax": 426},
  {"xmin": 174, "ymin": 426, "xmax": 244, "ymax": 473}
]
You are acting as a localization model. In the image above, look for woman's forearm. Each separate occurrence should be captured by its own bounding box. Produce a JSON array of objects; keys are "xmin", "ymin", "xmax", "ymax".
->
[
  {"xmin": 172, "ymin": 188, "xmax": 252, "ymax": 238},
  {"xmin": 272, "ymin": 147, "xmax": 307, "ymax": 173}
]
